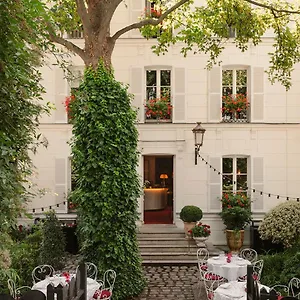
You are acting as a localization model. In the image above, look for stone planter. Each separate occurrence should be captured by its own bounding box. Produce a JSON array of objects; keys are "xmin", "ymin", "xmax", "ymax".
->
[
  {"xmin": 226, "ymin": 229, "xmax": 245, "ymax": 253},
  {"xmin": 183, "ymin": 222, "xmax": 196, "ymax": 238},
  {"xmin": 193, "ymin": 237, "xmax": 208, "ymax": 248}
]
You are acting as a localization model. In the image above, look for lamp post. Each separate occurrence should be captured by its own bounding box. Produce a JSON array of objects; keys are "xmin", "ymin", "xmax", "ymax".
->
[{"xmin": 192, "ymin": 122, "xmax": 206, "ymax": 165}]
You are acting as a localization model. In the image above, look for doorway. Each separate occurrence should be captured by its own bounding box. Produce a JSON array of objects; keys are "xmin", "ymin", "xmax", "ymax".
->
[{"xmin": 143, "ymin": 155, "xmax": 174, "ymax": 224}]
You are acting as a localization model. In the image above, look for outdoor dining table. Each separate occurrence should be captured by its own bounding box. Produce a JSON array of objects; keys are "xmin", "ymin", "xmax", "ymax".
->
[
  {"xmin": 32, "ymin": 275, "xmax": 100, "ymax": 300},
  {"xmin": 214, "ymin": 281, "xmax": 270, "ymax": 300},
  {"xmin": 207, "ymin": 255, "xmax": 251, "ymax": 282}
]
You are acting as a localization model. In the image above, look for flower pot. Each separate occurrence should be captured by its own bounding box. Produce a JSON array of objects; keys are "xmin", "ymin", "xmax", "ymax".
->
[
  {"xmin": 226, "ymin": 230, "xmax": 244, "ymax": 253},
  {"xmin": 193, "ymin": 237, "xmax": 208, "ymax": 248},
  {"xmin": 183, "ymin": 222, "xmax": 196, "ymax": 238}
]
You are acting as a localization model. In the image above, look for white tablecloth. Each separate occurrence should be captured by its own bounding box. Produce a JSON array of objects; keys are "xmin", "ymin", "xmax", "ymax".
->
[
  {"xmin": 32, "ymin": 276, "xmax": 100, "ymax": 300},
  {"xmin": 207, "ymin": 256, "xmax": 251, "ymax": 282},
  {"xmin": 214, "ymin": 281, "xmax": 269, "ymax": 300}
]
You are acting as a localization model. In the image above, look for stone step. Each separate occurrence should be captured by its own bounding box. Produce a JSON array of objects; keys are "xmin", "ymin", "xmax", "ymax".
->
[
  {"xmin": 137, "ymin": 232, "xmax": 185, "ymax": 239},
  {"xmin": 141, "ymin": 252, "xmax": 198, "ymax": 262},
  {"xmin": 139, "ymin": 244, "xmax": 198, "ymax": 253},
  {"xmin": 138, "ymin": 237, "xmax": 192, "ymax": 246}
]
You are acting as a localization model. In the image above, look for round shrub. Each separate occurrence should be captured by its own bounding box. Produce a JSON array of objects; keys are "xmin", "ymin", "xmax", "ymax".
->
[
  {"xmin": 180, "ymin": 206, "xmax": 203, "ymax": 222},
  {"xmin": 258, "ymin": 201, "xmax": 300, "ymax": 248}
]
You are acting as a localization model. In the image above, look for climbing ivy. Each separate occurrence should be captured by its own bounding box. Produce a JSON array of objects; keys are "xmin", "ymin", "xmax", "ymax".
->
[
  {"xmin": 0, "ymin": 0, "xmax": 50, "ymax": 257},
  {"xmin": 70, "ymin": 62, "xmax": 146, "ymax": 300}
]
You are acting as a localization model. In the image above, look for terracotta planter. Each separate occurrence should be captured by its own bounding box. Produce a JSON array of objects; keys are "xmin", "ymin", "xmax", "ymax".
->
[
  {"xmin": 226, "ymin": 230, "xmax": 244, "ymax": 253},
  {"xmin": 183, "ymin": 222, "xmax": 196, "ymax": 238},
  {"xmin": 193, "ymin": 237, "xmax": 208, "ymax": 248}
]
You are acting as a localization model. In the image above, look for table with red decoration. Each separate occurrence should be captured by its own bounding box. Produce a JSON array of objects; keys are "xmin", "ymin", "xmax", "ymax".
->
[
  {"xmin": 207, "ymin": 255, "xmax": 251, "ymax": 282},
  {"xmin": 32, "ymin": 275, "xmax": 100, "ymax": 300}
]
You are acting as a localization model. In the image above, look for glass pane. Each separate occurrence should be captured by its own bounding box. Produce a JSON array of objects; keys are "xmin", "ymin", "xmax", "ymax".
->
[
  {"xmin": 236, "ymin": 70, "xmax": 247, "ymax": 86},
  {"xmin": 223, "ymin": 175, "xmax": 233, "ymax": 191},
  {"xmin": 161, "ymin": 70, "xmax": 171, "ymax": 86},
  {"xmin": 146, "ymin": 70, "xmax": 156, "ymax": 86},
  {"xmin": 161, "ymin": 87, "xmax": 171, "ymax": 99},
  {"xmin": 223, "ymin": 158, "xmax": 233, "ymax": 173},
  {"xmin": 222, "ymin": 70, "xmax": 233, "ymax": 85},
  {"xmin": 237, "ymin": 175, "xmax": 247, "ymax": 190},
  {"xmin": 146, "ymin": 87, "xmax": 156, "ymax": 100},
  {"xmin": 236, "ymin": 86, "xmax": 247, "ymax": 95},
  {"xmin": 237, "ymin": 158, "xmax": 247, "ymax": 173},
  {"xmin": 222, "ymin": 86, "xmax": 233, "ymax": 96}
]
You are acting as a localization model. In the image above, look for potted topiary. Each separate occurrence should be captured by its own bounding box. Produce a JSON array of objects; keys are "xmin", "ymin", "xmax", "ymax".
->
[
  {"xmin": 219, "ymin": 193, "xmax": 252, "ymax": 253},
  {"xmin": 179, "ymin": 205, "xmax": 203, "ymax": 237}
]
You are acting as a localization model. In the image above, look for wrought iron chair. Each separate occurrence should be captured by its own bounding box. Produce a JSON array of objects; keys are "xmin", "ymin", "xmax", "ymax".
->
[
  {"xmin": 76, "ymin": 262, "xmax": 98, "ymax": 280},
  {"xmin": 269, "ymin": 284, "xmax": 289, "ymax": 297},
  {"xmin": 288, "ymin": 277, "xmax": 300, "ymax": 299},
  {"xmin": 202, "ymin": 271, "xmax": 227, "ymax": 300},
  {"xmin": 238, "ymin": 259, "xmax": 264, "ymax": 282},
  {"xmin": 239, "ymin": 248, "xmax": 258, "ymax": 262},
  {"xmin": 94, "ymin": 270, "xmax": 116, "ymax": 300},
  {"xmin": 197, "ymin": 248, "xmax": 209, "ymax": 276},
  {"xmin": 7, "ymin": 279, "xmax": 31, "ymax": 299},
  {"xmin": 32, "ymin": 265, "xmax": 55, "ymax": 284}
]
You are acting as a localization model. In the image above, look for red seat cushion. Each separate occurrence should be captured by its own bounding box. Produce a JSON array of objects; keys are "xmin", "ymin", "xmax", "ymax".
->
[
  {"xmin": 201, "ymin": 265, "xmax": 208, "ymax": 271},
  {"xmin": 204, "ymin": 273, "xmax": 223, "ymax": 280},
  {"xmin": 93, "ymin": 289, "xmax": 111, "ymax": 299}
]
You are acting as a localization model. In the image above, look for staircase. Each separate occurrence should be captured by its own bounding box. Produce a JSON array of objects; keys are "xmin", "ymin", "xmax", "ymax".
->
[{"xmin": 137, "ymin": 225, "xmax": 222, "ymax": 264}]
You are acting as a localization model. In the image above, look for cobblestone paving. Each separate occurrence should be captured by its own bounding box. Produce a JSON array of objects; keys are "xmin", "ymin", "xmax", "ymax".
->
[
  {"xmin": 136, "ymin": 265, "xmax": 200, "ymax": 300},
  {"xmin": 62, "ymin": 255, "xmax": 206, "ymax": 300}
]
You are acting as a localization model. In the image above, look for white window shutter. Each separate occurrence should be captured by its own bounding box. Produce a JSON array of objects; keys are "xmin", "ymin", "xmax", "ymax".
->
[
  {"xmin": 55, "ymin": 158, "xmax": 67, "ymax": 211},
  {"xmin": 209, "ymin": 157, "xmax": 222, "ymax": 210},
  {"xmin": 251, "ymin": 67, "xmax": 264, "ymax": 122},
  {"xmin": 55, "ymin": 68, "xmax": 67, "ymax": 123},
  {"xmin": 130, "ymin": 67, "xmax": 143, "ymax": 122},
  {"xmin": 252, "ymin": 157, "xmax": 264, "ymax": 210},
  {"xmin": 173, "ymin": 68, "xmax": 185, "ymax": 123},
  {"xmin": 208, "ymin": 67, "xmax": 221, "ymax": 122},
  {"xmin": 129, "ymin": 0, "xmax": 144, "ymax": 38}
]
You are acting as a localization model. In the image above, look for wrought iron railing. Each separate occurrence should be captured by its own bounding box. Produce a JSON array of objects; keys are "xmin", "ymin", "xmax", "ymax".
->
[{"xmin": 222, "ymin": 109, "xmax": 249, "ymax": 123}]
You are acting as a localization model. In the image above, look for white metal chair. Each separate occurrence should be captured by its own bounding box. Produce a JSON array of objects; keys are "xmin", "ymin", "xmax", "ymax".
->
[
  {"xmin": 238, "ymin": 259, "xmax": 264, "ymax": 282},
  {"xmin": 270, "ymin": 284, "xmax": 290, "ymax": 297},
  {"xmin": 94, "ymin": 270, "xmax": 116, "ymax": 300},
  {"xmin": 197, "ymin": 248, "xmax": 209, "ymax": 277},
  {"xmin": 288, "ymin": 277, "xmax": 300, "ymax": 299},
  {"xmin": 202, "ymin": 271, "xmax": 227, "ymax": 300},
  {"xmin": 7, "ymin": 279, "xmax": 31, "ymax": 299},
  {"xmin": 239, "ymin": 248, "xmax": 258, "ymax": 263},
  {"xmin": 76, "ymin": 262, "xmax": 98, "ymax": 280},
  {"xmin": 32, "ymin": 265, "xmax": 55, "ymax": 284}
]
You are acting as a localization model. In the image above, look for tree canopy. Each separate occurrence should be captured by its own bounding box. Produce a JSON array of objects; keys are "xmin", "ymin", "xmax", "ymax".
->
[{"xmin": 45, "ymin": 0, "xmax": 300, "ymax": 89}]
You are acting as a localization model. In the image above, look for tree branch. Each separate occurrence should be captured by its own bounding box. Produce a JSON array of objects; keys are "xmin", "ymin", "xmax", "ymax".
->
[
  {"xmin": 111, "ymin": 0, "xmax": 190, "ymax": 41},
  {"xmin": 243, "ymin": 0, "xmax": 300, "ymax": 14},
  {"xmin": 48, "ymin": 32, "xmax": 86, "ymax": 62},
  {"xmin": 75, "ymin": 0, "xmax": 92, "ymax": 32}
]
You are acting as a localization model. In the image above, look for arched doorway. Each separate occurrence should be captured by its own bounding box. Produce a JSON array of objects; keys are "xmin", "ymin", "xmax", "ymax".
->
[{"xmin": 143, "ymin": 155, "xmax": 173, "ymax": 224}]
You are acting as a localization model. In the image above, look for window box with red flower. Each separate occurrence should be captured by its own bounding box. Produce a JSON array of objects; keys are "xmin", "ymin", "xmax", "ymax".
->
[
  {"xmin": 144, "ymin": 97, "xmax": 172, "ymax": 122},
  {"xmin": 222, "ymin": 94, "xmax": 249, "ymax": 123}
]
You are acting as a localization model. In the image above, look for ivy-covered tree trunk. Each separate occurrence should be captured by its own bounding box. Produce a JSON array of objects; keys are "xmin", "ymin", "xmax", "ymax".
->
[{"xmin": 70, "ymin": 63, "xmax": 145, "ymax": 299}]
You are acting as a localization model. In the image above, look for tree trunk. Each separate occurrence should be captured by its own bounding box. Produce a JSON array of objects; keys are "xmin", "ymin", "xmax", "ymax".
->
[{"xmin": 83, "ymin": 35, "xmax": 115, "ymax": 70}]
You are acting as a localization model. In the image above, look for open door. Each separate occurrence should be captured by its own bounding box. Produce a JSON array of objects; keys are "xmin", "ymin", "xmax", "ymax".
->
[{"xmin": 143, "ymin": 155, "xmax": 173, "ymax": 224}]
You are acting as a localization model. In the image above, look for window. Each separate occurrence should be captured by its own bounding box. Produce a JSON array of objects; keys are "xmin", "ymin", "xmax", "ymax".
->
[
  {"xmin": 145, "ymin": 69, "xmax": 172, "ymax": 122},
  {"xmin": 222, "ymin": 69, "xmax": 249, "ymax": 123},
  {"xmin": 222, "ymin": 157, "xmax": 248, "ymax": 196}
]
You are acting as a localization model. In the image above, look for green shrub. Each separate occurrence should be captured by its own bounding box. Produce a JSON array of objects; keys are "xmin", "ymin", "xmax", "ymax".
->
[
  {"xmin": 260, "ymin": 242, "xmax": 300, "ymax": 289},
  {"xmin": 258, "ymin": 201, "xmax": 300, "ymax": 248},
  {"xmin": 39, "ymin": 211, "xmax": 66, "ymax": 270},
  {"xmin": 10, "ymin": 227, "xmax": 42, "ymax": 286},
  {"xmin": 180, "ymin": 206, "xmax": 203, "ymax": 222}
]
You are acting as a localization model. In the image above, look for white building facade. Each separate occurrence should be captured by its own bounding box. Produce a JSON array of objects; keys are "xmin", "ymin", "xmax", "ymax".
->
[{"xmin": 29, "ymin": 0, "xmax": 300, "ymax": 245}]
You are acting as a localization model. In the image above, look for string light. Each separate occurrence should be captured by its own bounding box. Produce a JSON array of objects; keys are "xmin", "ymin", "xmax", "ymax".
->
[
  {"xmin": 198, "ymin": 154, "xmax": 299, "ymax": 202},
  {"xmin": 30, "ymin": 201, "xmax": 67, "ymax": 213}
]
